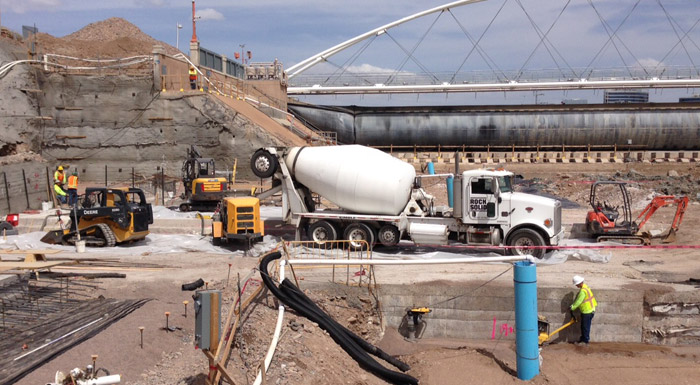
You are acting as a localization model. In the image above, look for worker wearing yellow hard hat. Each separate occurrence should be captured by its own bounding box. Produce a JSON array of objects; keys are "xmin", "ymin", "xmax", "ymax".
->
[
  {"xmin": 53, "ymin": 165, "xmax": 67, "ymax": 205},
  {"xmin": 570, "ymin": 275, "xmax": 597, "ymax": 346}
]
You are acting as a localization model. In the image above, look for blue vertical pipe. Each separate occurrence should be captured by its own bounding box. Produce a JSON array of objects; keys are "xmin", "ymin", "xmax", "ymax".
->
[
  {"xmin": 427, "ymin": 161, "xmax": 435, "ymax": 175},
  {"xmin": 446, "ymin": 175, "xmax": 454, "ymax": 208},
  {"xmin": 514, "ymin": 260, "xmax": 539, "ymax": 380}
]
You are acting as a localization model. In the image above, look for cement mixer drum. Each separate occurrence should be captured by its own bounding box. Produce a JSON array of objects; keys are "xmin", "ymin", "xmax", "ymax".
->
[{"xmin": 284, "ymin": 145, "xmax": 415, "ymax": 215}]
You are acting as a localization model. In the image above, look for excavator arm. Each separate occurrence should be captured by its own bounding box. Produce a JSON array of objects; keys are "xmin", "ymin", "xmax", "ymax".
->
[{"xmin": 635, "ymin": 195, "xmax": 689, "ymax": 242}]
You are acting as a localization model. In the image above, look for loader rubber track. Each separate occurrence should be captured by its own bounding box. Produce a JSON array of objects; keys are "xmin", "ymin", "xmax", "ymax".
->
[{"xmin": 64, "ymin": 223, "xmax": 117, "ymax": 248}]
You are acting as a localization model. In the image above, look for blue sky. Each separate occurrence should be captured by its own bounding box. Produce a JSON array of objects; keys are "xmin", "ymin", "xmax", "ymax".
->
[{"xmin": 3, "ymin": 0, "xmax": 699, "ymax": 105}]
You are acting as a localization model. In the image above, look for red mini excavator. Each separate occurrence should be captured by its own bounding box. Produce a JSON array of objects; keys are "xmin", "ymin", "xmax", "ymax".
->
[{"xmin": 585, "ymin": 181, "xmax": 688, "ymax": 244}]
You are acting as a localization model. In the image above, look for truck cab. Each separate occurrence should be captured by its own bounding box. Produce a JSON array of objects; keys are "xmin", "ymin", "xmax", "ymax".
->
[{"xmin": 452, "ymin": 169, "xmax": 563, "ymax": 255}]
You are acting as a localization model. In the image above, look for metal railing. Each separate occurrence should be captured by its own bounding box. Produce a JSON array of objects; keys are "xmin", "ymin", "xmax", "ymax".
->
[{"xmin": 279, "ymin": 240, "xmax": 374, "ymax": 288}]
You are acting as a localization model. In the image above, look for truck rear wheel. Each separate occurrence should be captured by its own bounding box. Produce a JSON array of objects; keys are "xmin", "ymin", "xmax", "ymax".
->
[
  {"xmin": 251, "ymin": 149, "xmax": 278, "ymax": 178},
  {"xmin": 507, "ymin": 228, "xmax": 545, "ymax": 259},
  {"xmin": 344, "ymin": 223, "xmax": 374, "ymax": 250},
  {"xmin": 308, "ymin": 220, "xmax": 337, "ymax": 244},
  {"xmin": 377, "ymin": 224, "xmax": 400, "ymax": 247}
]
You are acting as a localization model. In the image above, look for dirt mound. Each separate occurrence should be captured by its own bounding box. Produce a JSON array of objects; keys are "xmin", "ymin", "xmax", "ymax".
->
[{"xmin": 34, "ymin": 17, "xmax": 180, "ymax": 58}]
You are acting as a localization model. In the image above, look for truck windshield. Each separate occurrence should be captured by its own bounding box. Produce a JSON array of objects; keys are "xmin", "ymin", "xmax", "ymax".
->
[{"xmin": 498, "ymin": 176, "xmax": 513, "ymax": 193}]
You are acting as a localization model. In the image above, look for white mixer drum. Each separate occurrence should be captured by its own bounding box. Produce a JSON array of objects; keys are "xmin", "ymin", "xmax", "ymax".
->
[{"xmin": 285, "ymin": 145, "xmax": 415, "ymax": 215}]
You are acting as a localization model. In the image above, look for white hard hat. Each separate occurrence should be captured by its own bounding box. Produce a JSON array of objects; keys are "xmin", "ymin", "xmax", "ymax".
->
[{"xmin": 572, "ymin": 275, "xmax": 584, "ymax": 285}]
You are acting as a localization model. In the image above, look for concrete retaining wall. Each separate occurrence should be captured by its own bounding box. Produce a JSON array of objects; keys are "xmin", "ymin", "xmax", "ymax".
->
[{"xmin": 378, "ymin": 283, "xmax": 643, "ymax": 343}]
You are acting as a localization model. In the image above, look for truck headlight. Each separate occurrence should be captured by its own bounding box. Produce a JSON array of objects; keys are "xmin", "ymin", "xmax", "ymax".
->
[{"xmin": 544, "ymin": 218, "xmax": 552, "ymax": 228}]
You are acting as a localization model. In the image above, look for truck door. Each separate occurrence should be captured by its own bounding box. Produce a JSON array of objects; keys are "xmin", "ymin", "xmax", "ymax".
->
[{"xmin": 467, "ymin": 177, "xmax": 499, "ymax": 220}]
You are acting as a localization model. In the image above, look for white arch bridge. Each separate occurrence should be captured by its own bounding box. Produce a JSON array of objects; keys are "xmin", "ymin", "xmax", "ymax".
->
[{"xmin": 286, "ymin": 0, "xmax": 700, "ymax": 96}]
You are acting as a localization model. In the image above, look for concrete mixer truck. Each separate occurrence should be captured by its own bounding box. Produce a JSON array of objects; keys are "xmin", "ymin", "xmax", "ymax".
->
[{"xmin": 251, "ymin": 145, "xmax": 563, "ymax": 258}]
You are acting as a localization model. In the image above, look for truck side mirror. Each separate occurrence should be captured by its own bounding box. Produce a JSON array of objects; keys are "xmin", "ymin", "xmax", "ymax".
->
[{"xmin": 490, "ymin": 179, "xmax": 500, "ymax": 197}]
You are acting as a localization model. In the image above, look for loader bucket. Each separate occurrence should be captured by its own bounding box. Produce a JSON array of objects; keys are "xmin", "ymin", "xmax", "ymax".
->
[{"xmin": 41, "ymin": 230, "xmax": 66, "ymax": 244}]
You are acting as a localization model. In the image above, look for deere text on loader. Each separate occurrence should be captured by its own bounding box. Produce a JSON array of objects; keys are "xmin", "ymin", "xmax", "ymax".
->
[
  {"xmin": 180, "ymin": 145, "xmax": 228, "ymax": 212},
  {"xmin": 41, "ymin": 187, "xmax": 153, "ymax": 247}
]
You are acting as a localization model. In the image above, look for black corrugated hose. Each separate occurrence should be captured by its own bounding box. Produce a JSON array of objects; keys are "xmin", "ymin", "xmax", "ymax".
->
[{"xmin": 260, "ymin": 251, "xmax": 418, "ymax": 385}]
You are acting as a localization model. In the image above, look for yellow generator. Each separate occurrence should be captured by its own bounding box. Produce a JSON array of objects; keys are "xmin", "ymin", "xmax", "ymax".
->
[{"xmin": 212, "ymin": 196, "xmax": 264, "ymax": 246}]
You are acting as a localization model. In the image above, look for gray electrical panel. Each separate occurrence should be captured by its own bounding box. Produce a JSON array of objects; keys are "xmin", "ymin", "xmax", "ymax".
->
[{"xmin": 194, "ymin": 290, "xmax": 221, "ymax": 351}]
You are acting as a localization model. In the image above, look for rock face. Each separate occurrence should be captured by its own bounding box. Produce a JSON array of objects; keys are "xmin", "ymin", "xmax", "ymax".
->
[
  {"xmin": 0, "ymin": 39, "xmax": 44, "ymax": 157},
  {"xmin": 34, "ymin": 72, "xmax": 292, "ymax": 181}
]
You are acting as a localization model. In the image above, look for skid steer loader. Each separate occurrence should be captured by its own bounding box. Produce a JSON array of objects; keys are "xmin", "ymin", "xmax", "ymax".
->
[{"xmin": 41, "ymin": 187, "xmax": 153, "ymax": 247}]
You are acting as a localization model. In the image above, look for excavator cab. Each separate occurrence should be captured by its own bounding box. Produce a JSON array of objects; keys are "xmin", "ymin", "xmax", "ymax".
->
[
  {"xmin": 180, "ymin": 145, "xmax": 228, "ymax": 212},
  {"xmin": 586, "ymin": 181, "xmax": 635, "ymax": 235}
]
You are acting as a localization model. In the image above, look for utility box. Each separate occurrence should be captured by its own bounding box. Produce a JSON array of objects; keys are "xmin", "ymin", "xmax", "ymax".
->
[{"xmin": 194, "ymin": 290, "xmax": 221, "ymax": 351}]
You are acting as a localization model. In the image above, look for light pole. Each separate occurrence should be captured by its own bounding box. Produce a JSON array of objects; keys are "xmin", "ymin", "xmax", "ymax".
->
[
  {"xmin": 239, "ymin": 44, "xmax": 245, "ymax": 65},
  {"xmin": 176, "ymin": 23, "xmax": 183, "ymax": 51}
]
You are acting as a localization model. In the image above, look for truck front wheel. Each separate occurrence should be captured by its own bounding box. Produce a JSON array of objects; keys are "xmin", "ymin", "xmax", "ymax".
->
[
  {"xmin": 507, "ymin": 228, "xmax": 546, "ymax": 259},
  {"xmin": 308, "ymin": 220, "xmax": 337, "ymax": 244}
]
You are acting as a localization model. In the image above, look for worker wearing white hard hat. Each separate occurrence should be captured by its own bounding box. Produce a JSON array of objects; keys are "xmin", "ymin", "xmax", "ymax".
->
[{"xmin": 570, "ymin": 275, "xmax": 597, "ymax": 345}]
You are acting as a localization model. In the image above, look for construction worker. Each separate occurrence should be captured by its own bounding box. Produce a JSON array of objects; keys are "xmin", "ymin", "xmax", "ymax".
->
[
  {"xmin": 189, "ymin": 66, "xmax": 197, "ymax": 90},
  {"xmin": 54, "ymin": 181, "xmax": 67, "ymax": 205},
  {"xmin": 570, "ymin": 275, "xmax": 597, "ymax": 345},
  {"xmin": 53, "ymin": 166, "xmax": 67, "ymax": 206},
  {"xmin": 67, "ymin": 171, "xmax": 79, "ymax": 206},
  {"xmin": 54, "ymin": 165, "xmax": 65, "ymax": 185}
]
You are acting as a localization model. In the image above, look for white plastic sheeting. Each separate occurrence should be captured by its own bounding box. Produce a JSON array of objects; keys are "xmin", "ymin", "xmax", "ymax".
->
[{"xmin": 2, "ymin": 232, "xmax": 281, "ymax": 256}]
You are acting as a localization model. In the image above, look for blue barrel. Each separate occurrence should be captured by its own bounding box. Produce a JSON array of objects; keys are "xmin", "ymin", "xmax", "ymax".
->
[
  {"xmin": 513, "ymin": 260, "xmax": 539, "ymax": 380},
  {"xmin": 427, "ymin": 161, "xmax": 435, "ymax": 175},
  {"xmin": 447, "ymin": 176, "xmax": 454, "ymax": 208}
]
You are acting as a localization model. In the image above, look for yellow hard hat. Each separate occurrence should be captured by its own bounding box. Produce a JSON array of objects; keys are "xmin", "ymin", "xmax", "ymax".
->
[{"xmin": 58, "ymin": 166, "xmax": 63, "ymax": 171}]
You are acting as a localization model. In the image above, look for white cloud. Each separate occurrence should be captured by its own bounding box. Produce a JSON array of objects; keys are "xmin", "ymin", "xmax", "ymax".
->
[
  {"xmin": 197, "ymin": 8, "xmax": 224, "ymax": 21},
  {"xmin": 347, "ymin": 63, "xmax": 402, "ymax": 74},
  {"xmin": 4, "ymin": 0, "xmax": 61, "ymax": 13},
  {"xmin": 636, "ymin": 58, "xmax": 664, "ymax": 69}
]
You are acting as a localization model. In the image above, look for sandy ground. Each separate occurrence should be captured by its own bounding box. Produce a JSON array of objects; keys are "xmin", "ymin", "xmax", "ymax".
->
[{"xmin": 6, "ymin": 161, "xmax": 700, "ymax": 385}]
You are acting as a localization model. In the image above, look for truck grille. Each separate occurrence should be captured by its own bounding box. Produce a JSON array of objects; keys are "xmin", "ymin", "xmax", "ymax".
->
[{"xmin": 554, "ymin": 202, "xmax": 562, "ymax": 234}]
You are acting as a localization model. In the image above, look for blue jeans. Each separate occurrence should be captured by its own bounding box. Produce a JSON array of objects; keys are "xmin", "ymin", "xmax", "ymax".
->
[
  {"xmin": 580, "ymin": 312, "xmax": 594, "ymax": 343},
  {"xmin": 68, "ymin": 189, "xmax": 78, "ymax": 206}
]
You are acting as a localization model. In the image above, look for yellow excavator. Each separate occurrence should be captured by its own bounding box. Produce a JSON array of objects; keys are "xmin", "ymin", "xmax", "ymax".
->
[
  {"xmin": 180, "ymin": 145, "xmax": 228, "ymax": 212},
  {"xmin": 41, "ymin": 187, "xmax": 153, "ymax": 247}
]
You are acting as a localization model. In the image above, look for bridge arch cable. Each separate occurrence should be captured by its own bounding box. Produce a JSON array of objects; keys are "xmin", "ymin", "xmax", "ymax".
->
[
  {"xmin": 514, "ymin": 0, "xmax": 579, "ymax": 81},
  {"xmin": 384, "ymin": 12, "xmax": 445, "ymax": 86},
  {"xmin": 322, "ymin": 36, "xmax": 378, "ymax": 86},
  {"xmin": 656, "ymin": 0, "xmax": 700, "ymax": 76},
  {"xmin": 583, "ymin": 0, "xmax": 644, "ymax": 79},
  {"xmin": 447, "ymin": 2, "xmax": 510, "ymax": 84}
]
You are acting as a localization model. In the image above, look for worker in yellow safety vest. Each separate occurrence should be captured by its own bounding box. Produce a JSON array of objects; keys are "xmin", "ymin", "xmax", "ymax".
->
[
  {"xmin": 54, "ymin": 181, "xmax": 67, "ymax": 205},
  {"xmin": 67, "ymin": 171, "xmax": 79, "ymax": 207},
  {"xmin": 189, "ymin": 66, "xmax": 197, "ymax": 90},
  {"xmin": 570, "ymin": 275, "xmax": 597, "ymax": 345}
]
